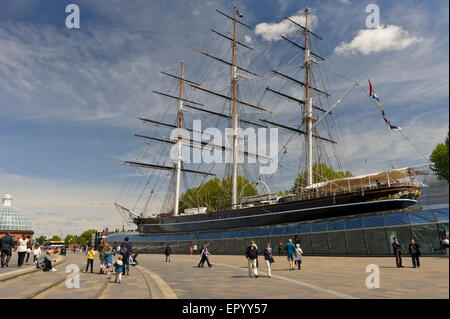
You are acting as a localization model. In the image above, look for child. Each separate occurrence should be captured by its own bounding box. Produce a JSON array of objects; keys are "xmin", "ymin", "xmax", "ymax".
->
[
  {"xmin": 84, "ymin": 246, "xmax": 95, "ymax": 273},
  {"xmin": 32, "ymin": 244, "xmax": 41, "ymax": 265},
  {"xmin": 113, "ymin": 255, "xmax": 124, "ymax": 283},
  {"xmin": 103, "ymin": 247, "xmax": 116, "ymax": 277}
]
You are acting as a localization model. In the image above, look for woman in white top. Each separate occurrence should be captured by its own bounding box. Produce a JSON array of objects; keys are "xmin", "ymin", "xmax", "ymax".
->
[
  {"xmin": 32, "ymin": 244, "xmax": 42, "ymax": 264},
  {"xmin": 294, "ymin": 243, "xmax": 303, "ymax": 270},
  {"xmin": 17, "ymin": 234, "xmax": 29, "ymax": 267}
]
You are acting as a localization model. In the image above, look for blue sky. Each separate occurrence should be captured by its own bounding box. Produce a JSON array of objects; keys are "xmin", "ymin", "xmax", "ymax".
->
[{"xmin": 0, "ymin": 0, "xmax": 448, "ymax": 237}]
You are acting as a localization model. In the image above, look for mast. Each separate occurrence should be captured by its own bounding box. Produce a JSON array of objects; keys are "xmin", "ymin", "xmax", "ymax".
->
[
  {"xmin": 231, "ymin": 5, "xmax": 239, "ymax": 208},
  {"xmin": 173, "ymin": 61, "xmax": 184, "ymax": 216},
  {"xmin": 304, "ymin": 8, "xmax": 314, "ymax": 187}
]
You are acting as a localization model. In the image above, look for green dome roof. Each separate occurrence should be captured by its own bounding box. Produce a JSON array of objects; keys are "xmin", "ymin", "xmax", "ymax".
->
[{"xmin": 0, "ymin": 194, "xmax": 33, "ymax": 231}]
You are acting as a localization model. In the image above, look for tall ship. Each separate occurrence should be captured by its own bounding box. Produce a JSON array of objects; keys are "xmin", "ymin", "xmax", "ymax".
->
[{"xmin": 114, "ymin": 7, "xmax": 422, "ymax": 234}]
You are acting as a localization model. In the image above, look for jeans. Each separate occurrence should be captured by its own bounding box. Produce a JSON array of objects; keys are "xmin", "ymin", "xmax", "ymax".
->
[
  {"xmin": 198, "ymin": 254, "xmax": 211, "ymax": 267},
  {"xmin": 1, "ymin": 249, "xmax": 12, "ymax": 266},
  {"xmin": 25, "ymin": 253, "xmax": 30, "ymax": 263},
  {"xmin": 411, "ymin": 255, "xmax": 420, "ymax": 268},
  {"xmin": 395, "ymin": 252, "xmax": 402, "ymax": 267},
  {"xmin": 18, "ymin": 252, "xmax": 26, "ymax": 267},
  {"xmin": 86, "ymin": 259, "xmax": 94, "ymax": 272},
  {"xmin": 248, "ymin": 259, "xmax": 258, "ymax": 277},
  {"xmin": 166, "ymin": 254, "xmax": 171, "ymax": 262},
  {"xmin": 122, "ymin": 254, "xmax": 130, "ymax": 274}
]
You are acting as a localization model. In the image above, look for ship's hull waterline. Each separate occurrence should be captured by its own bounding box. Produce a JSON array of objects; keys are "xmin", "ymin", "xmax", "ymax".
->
[{"xmin": 138, "ymin": 186, "xmax": 420, "ymax": 233}]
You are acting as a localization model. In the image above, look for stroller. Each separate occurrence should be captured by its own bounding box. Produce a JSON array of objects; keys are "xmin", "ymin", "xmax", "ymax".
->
[{"xmin": 129, "ymin": 253, "xmax": 138, "ymax": 266}]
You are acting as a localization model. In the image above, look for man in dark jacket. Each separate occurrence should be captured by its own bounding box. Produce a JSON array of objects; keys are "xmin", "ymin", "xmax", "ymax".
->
[
  {"xmin": 246, "ymin": 241, "xmax": 258, "ymax": 278},
  {"xmin": 392, "ymin": 237, "xmax": 403, "ymax": 268},
  {"xmin": 165, "ymin": 245, "xmax": 171, "ymax": 262},
  {"xmin": 408, "ymin": 238, "xmax": 421, "ymax": 268},
  {"xmin": 1, "ymin": 233, "xmax": 15, "ymax": 268},
  {"xmin": 120, "ymin": 237, "xmax": 132, "ymax": 276}
]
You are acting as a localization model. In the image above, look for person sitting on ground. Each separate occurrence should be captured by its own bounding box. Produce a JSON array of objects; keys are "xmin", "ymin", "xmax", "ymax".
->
[
  {"xmin": 38, "ymin": 250, "xmax": 57, "ymax": 272},
  {"xmin": 113, "ymin": 255, "xmax": 124, "ymax": 284}
]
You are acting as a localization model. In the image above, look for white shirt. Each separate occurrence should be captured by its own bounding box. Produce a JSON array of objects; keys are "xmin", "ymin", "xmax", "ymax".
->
[
  {"xmin": 17, "ymin": 238, "xmax": 29, "ymax": 253},
  {"xmin": 33, "ymin": 247, "xmax": 41, "ymax": 256}
]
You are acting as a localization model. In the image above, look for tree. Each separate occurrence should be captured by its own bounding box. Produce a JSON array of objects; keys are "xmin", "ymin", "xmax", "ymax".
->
[
  {"xmin": 76, "ymin": 236, "xmax": 87, "ymax": 247},
  {"xmin": 49, "ymin": 235, "xmax": 62, "ymax": 241},
  {"xmin": 179, "ymin": 176, "xmax": 258, "ymax": 213},
  {"xmin": 64, "ymin": 235, "xmax": 77, "ymax": 246},
  {"xmin": 292, "ymin": 162, "xmax": 352, "ymax": 193},
  {"xmin": 80, "ymin": 229, "xmax": 97, "ymax": 246},
  {"xmin": 430, "ymin": 132, "xmax": 449, "ymax": 182},
  {"xmin": 37, "ymin": 236, "xmax": 46, "ymax": 245}
]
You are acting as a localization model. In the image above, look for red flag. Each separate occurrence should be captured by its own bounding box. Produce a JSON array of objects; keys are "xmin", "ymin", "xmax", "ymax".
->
[{"xmin": 368, "ymin": 79, "xmax": 373, "ymax": 97}]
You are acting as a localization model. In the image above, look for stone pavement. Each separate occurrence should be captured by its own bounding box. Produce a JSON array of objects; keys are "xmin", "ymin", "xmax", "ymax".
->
[
  {"xmin": 0, "ymin": 252, "xmax": 448, "ymax": 299},
  {"xmin": 136, "ymin": 254, "xmax": 449, "ymax": 299}
]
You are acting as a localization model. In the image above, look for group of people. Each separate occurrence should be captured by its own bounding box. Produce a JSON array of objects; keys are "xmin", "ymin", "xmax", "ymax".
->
[
  {"xmin": 392, "ymin": 236, "xmax": 427, "ymax": 268},
  {"xmin": 246, "ymin": 238, "xmax": 304, "ymax": 278},
  {"xmin": 1, "ymin": 233, "xmax": 40, "ymax": 268},
  {"xmin": 84, "ymin": 237, "xmax": 134, "ymax": 284}
]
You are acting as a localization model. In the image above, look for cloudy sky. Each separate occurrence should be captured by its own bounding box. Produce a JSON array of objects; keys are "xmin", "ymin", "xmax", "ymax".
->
[{"xmin": 0, "ymin": 0, "xmax": 448, "ymax": 237}]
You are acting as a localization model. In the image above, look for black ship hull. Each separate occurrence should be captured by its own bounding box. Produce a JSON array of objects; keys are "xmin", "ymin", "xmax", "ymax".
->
[{"xmin": 139, "ymin": 186, "xmax": 420, "ymax": 233}]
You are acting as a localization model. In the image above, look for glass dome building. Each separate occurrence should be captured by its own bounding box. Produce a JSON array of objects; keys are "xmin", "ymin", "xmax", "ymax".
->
[{"xmin": 0, "ymin": 194, "xmax": 33, "ymax": 240}]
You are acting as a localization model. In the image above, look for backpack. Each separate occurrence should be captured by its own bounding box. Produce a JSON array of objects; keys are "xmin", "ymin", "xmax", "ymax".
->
[{"xmin": 120, "ymin": 245, "xmax": 128, "ymax": 255}]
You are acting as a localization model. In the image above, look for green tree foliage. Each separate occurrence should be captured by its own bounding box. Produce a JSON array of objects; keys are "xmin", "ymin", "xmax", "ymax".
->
[
  {"xmin": 64, "ymin": 234, "xmax": 77, "ymax": 246},
  {"xmin": 76, "ymin": 236, "xmax": 87, "ymax": 247},
  {"xmin": 37, "ymin": 236, "xmax": 46, "ymax": 245},
  {"xmin": 80, "ymin": 229, "xmax": 97, "ymax": 246},
  {"xmin": 430, "ymin": 132, "xmax": 449, "ymax": 182},
  {"xmin": 179, "ymin": 176, "xmax": 258, "ymax": 213},
  {"xmin": 292, "ymin": 162, "xmax": 352, "ymax": 193},
  {"xmin": 48, "ymin": 235, "xmax": 62, "ymax": 241}
]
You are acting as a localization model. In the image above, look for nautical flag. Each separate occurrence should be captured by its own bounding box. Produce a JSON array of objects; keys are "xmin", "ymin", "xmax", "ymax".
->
[
  {"xmin": 368, "ymin": 79, "xmax": 401, "ymax": 130},
  {"xmin": 237, "ymin": 10, "xmax": 243, "ymax": 18}
]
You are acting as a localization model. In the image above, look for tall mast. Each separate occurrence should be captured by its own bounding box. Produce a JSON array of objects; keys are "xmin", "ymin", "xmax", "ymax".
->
[
  {"xmin": 231, "ymin": 5, "xmax": 239, "ymax": 208},
  {"xmin": 304, "ymin": 8, "xmax": 314, "ymax": 187},
  {"xmin": 173, "ymin": 61, "xmax": 184, "ymax": 216}
]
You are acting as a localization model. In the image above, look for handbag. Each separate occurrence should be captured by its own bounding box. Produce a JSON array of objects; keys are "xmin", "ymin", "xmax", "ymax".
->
[{"xmin": 269, "ymin": 256, "xmax": 275, "ymax": 263}]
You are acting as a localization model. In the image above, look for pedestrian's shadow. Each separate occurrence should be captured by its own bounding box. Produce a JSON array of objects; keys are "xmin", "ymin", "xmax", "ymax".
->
[
  {"xmin": 379, "ymin": 266, "xmax": 414, "ymax": 269},
  {"xmin": 231, "ymin": 275, "xmax": 250, "ymax": 278}
]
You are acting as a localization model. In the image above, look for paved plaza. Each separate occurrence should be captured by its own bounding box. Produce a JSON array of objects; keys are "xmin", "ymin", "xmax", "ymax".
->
[{"xmin": 0, "ymin": 252, "xmax": 448, "ymax": 299}]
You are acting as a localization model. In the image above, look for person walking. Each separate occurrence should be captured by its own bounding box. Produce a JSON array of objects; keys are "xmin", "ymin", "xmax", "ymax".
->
[
  {"xmin": 294, "ymin": 243, "xmax": 303, "ymax": 270},
  {"xmin": 0, "ymin": 232, "xmax": 14, "ymax": 268},
  {"xmin": 392, "ymin": 237, "xmax": 403, "ymax": 268},
  {"xmin": 25, "ymin": 236, "xmax": 32, "ymax": 265},
  {"xmin": 120, "ymin": 237, "xmax": 132, "ymax": 276},
  {"xmin": 408, "ymin": 238, "xmax": 421, "ymax": 268},
  {"xmin": 442, "ymin": 236, "xmax": 449, "ymax": 257},
  {"xmin": 198, "ymin": 242, "xmax": 213, "ymax": 268},
  {"xmin": 84, "ymin": 246, "xmax": 95, "ymax": 273},
  {"xmin": 113, "ymin": 255, "xmax": 124, "ymax": 283},
  {"xmin": 193, "ymin": 244, "xmax": 197, "ymax": 254},
  {"xmin": 103, "ymin": 247, "xmax": 116, "ymax": 278},
  {"xmin": 245, "ymin": 241, "xmax": 258, "ymax": 278},
  {"xmin": 165, "ymin": 245, "xmax": 171, "ymax": 262},
  {"xmin": 32, "ymin": 244, "xmax": 41, "ymax": 265},
  {"xmin": 278, "ymin": 240, "xmax": 283, "ymax": 256},
  {"xmin": 98, "ymin": 238, "xmax": 109, "ymax": 274},
  {"xmin": 17, "ymin": 234, "xmax": 29, "ymax": 267},
  {"xmin": 263, "ymin": 242, "xmax": 274, "ymax": 278},
  {"xmin": 284, "ymin": 239, "xmax": 296, "ymax": 271},
  {"xmin": 189, "ymin": 246, "xmax": 193, "ymax": 255}
]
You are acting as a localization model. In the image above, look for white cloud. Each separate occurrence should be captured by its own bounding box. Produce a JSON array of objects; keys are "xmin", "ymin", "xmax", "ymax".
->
[
  {"xmin": 244, "ymin": 35, "xmax": 252, "ymax": 43},
  {"xmin": 335, "ymin": 25, "xmax": 422, "ymax": 55},
  {"xmin": 339, "ymin": 0, "xmax": 351, "ymax": 4},
  {"xmin": 255, "ymin": 11, "xmax": 318, "ymax": 41}
]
